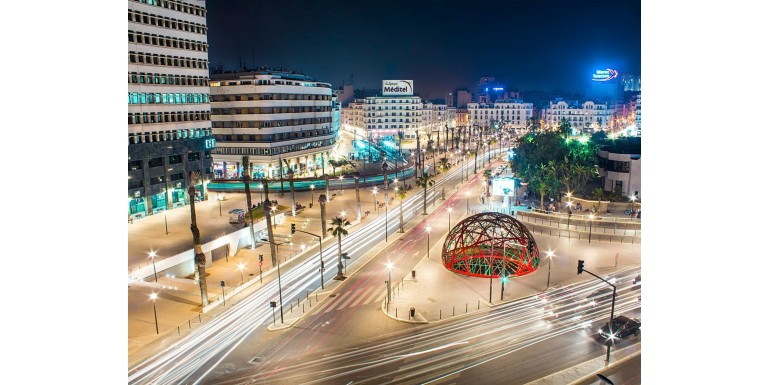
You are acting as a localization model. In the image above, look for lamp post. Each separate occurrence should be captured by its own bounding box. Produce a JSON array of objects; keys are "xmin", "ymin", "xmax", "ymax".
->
[
  {"xmin": 501, "ymin": 273, "xmax": 507, "ymax": 300},
  {"xmin": 217, "ymin": 194, "xmax": 222, "ymax": 217},
  {"xmin": 589, "ymin": 214, "xmax": 595, "ymax": 243},
  {"xmin": 310, "ymin": 184, "xmax": 315, "ymax": 208},
  {"xmin": 386, "ymin": 261, "xmax": 393, "ymax": 304},
  {"xmin": 372, "ymin": 188, "xmax": 378, "ymax": 215},
  {"xmin": 426, "ymin": 226, "xmax": 431, "ymax": 259},
  {"xmin": 238, "ymin": 262, "xmax": 245, "ymax": 284},
  {"xmin": 466, "ymin": 192, "xmax": 470, "ymax": 214},
  {"xmin": 258, "ymin": 184, "xmax": 263, "ymax": 202},
  {"xmin": 566, "ymin": 200, "xmax": 573, "ymax": 230},
  {"xmin": 447, "ymin": 207, "xmax": 452, "ymax": 229},
  {"xmin": 150, "ymin": 292, "xmax": 159, "ymax": 334},
  {"xmin": 338, "ymin": 175, "xmax": 344, "ymax": 194},
  {"xmin": 148, "ymin": 251, "xmax": 158, "ymax": 283},
  {"xmin": 546, "ymin": 250, "xmax": 554, "ymax": 288}
]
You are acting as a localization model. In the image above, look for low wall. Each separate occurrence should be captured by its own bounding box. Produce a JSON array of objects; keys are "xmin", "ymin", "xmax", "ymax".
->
[
  {"xmin": 567, "ymin": 197, "xmax": 641, "ymax": 213},
  {"xmin": 128, "ymin": 219, "xmax": 269, "ymax": 282}
]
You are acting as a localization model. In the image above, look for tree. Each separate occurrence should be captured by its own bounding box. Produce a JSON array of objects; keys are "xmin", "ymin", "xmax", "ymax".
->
[
  {"xmin": 283, "ymin": 159, "xmax": 296, "ymax": 217},
  {"xmin": 319, "ymin": 194, "xmax": 328, "ymax": 238},
  {"xmin": 328, "ymin": 216, "xmax": 351, "ymax": 279},
  {"xmin": 397, "ymin": 186, "xmax": 407, "ymax": 233},
  {"xmin": 558, "ymin": 118, "xmax": 571, "ymax": 136},
  {"xmin": 188, "ymin": 171, "xmax": 209, "ymax": 306},
  {"xmin": 416, "ymin": 173, "xmax": 435, "ymax": 215},
  {"xmin": 483, "ymin": 169, "xmax": 492, "ymax": 197},
  {"xmin": 438, "ymin": 157, "xmax": 451, "ymax": 173},
  {"xmin": 242, "ymin": 156, "xmax": 255, "ymax": 249},
  {"xmin": 328, "ymin": 159, "xmax": 349, "ymax": 176}
]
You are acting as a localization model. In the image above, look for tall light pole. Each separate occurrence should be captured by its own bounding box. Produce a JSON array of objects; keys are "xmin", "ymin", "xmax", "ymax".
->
[
  {"xmin": 386, "ymin": 261, "xmax": 393, "ymax": 304},
  {"xmin": 447, "ymin": 207, "xmax": 453, "ymax": 229},
  {"xmin": 589, "ymin": 214, "xmax": 595, "ymax": 243},
  {"xmin": 338, "ymin": 175, "xmax": 344, "ymax": 194},
  {"xmin": 566, "ymin": 200, "xmax": 573, "ymax": 230},
  {"xmin": 546, "ymin": 250, "xmax": 554, "ymax": 288},
  {"xmin": 150, "ymin": 292, "xmax": 159, "ymax": 334},
  {"xmin": 383, "ymin": 160, "xmax": 389, "ymax": 242},
  {"xmin": 466, "ymin": 192, "xmax": 470, "ymax": 214},
  {"xmin": 217, "ymin": 194, "xmax": 222, "ymax": 217},
  {"xmin": 238, "ymin": 262, "xmax": 245, "ymax": 284},
  {"xmin": 148, "ymin": 251, "xmax": 158, "ymax": 283},
  {"xmin": 426, "ymin": 226, "xmax": 432, "ymax": 259},
  {"xmin": 372, "ymin": 188, "xmax": 378, "ymax": 215},
  {"xmin": 310, "ymin": 184, "xmax": 315, "ymax": 208}
]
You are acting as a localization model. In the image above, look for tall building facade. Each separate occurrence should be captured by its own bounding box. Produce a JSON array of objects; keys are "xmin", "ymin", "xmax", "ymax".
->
[
  {"xmin": 467, "ymin": 100, "xmax": 533, "ymax": 129},
  {"xmin": 541, "ymin": 99, "xmax": 614, "ymax": 133},
  {"xmin": 209, "ymin": 69, "xmax": 337, "ymax": 179},
  {"xmin": 128, "ymin": 0, "xmax": 214, "ymax": 220}
]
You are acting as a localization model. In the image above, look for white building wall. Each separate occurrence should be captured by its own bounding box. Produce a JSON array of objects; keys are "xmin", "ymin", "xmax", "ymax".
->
[
  {"xmin": 542, "ymin": 100, "xmax": 614, "ymax": 133},
  {"xmin": 467, "ymin": 101, "xmax": 533, "ymax": 129}
]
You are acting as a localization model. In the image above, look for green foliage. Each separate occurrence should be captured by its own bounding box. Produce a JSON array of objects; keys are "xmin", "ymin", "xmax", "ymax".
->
[{"xmin": 328, "ymin": 216, "xmax": 351, "ymax": 238}]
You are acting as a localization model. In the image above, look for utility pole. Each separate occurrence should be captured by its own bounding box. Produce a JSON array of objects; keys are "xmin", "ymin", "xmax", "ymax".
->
[{"xmin": 577, "ymin": 260, "xmax": 618, "ymax": 362}]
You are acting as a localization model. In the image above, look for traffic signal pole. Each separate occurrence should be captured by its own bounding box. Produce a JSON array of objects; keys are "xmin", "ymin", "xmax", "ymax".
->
[{"xmin": 577, "ymin": 260, "xmax": 617, "ymax": 362}]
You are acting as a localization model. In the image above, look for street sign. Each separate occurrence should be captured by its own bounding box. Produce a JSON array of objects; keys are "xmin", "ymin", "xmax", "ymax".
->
[
  {"xmin": 220, "ymin": 280, "xmax": 225, "ymax": 287},
  {"xmin": 269, "ymin": 301, "xmax": 276, "ymax": 308}
]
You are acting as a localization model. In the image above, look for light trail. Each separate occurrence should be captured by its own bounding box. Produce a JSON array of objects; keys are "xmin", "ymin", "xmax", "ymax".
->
[{"xmin": 129, "ymin": 150, "xmax": 504, "ymax": 384}]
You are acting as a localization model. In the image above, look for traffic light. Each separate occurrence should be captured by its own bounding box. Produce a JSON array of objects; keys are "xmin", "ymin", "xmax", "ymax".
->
[
  {"xmin": 577, "ymin": 260, "xmax": 585, "ymax": 275},
  {"xmin": 291, "ymin": 223, "xmax": 296, "ymax": 235}
]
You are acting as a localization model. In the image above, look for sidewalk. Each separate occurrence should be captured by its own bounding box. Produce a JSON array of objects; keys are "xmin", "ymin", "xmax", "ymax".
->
[{"xmin": 525, "ymin": 344, "xmax": 641, "ymax": 385}]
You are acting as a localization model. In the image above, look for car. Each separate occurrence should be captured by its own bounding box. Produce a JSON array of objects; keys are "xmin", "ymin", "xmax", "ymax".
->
[
  {"xmin": 633, "ymin": 274, "xmax": 641, "ymax": 285},
  {"xmin": 585, "ymin": 287, "xmax": 614, "ymax": 305},
  {"xmin": 599, "ymin": 315, "xmax": 641, "ymax": 339}
]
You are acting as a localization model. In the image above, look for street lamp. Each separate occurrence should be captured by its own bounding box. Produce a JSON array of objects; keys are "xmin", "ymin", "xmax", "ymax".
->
[
  {"xmin": 237, "ymin": 262, "xmax": 245, "ymax": 283},
  {"xmin": 338, "ymin": 175, "xmax": 344, "ymax": 193},
  {"xmin": 466, "ymin": 192, "xmax": 470, "ymax": 213},
  {"xmin": 447, "ymin": 207, "xmax": 453, "ymax": 229},
  {"xmin": 386, "ymin": 261, "xmax": 393, "ymax": 304},
  {"xmin": 566, "ymin": 201, "xmax": 573, "ymax": 230},
  {"xmin": 148, "ymin": 251, "xmax": 158, "ymax": 283},
  {"xmin": 310, "ymin": 184, "xmax": 315, "ymax": 208},
  {"xmin": 150, "ymin": 292, "xmax": 159, "ymax": 334},
  {"xmin": 217, "ymin": 194, "xmax": 223, "ymax": 217},
  {"xmin": 589, "ymin": 214, "xmax": 595, "ymax": 243},
  {"xmin": 546, "ymin": 250, "xmax": 554, "ymax": 288},
  {"xmin": 258, "ymin": 184, "xmax": 263, "ymax": 202},
  {"xmin": 372, "ymin": 188, "xmax": 378, "ymax": 215},
  {"xmin": 426, "ymin": 226, "xmax": 432, "ymax": 258}
]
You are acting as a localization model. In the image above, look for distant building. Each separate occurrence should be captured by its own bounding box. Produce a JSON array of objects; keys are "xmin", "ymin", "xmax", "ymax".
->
[
  {"xmin": 209, "ymin": 69, "xmax": 337, "ymax": 179},
  {"xmin": 128, "ymin": 0, "xmax": 214, "ymax": 220},
  {"xmin": 634, "ymin": 93, "xmax": 641, "ymax": 136},
  {"xmin": 334, "ymin": 84, "xmax": 355, "ymax": 107},
  {"xmin": 597, "ymin": 138, "xmax": 641, "ymax": 199},
  {"xmin": 622, "ymin": 74, "xmax": 641, "ymax": 91},
  {"xmin": 541, "ymin": 99, "xmax": 614, "ymax": 133},
  {"xmin": 476, "ymin": 77, "xmax": 507, "ymax": 103},
  {"xmin": 587, "ymin": 68, "xmax": 622, "ymax": 106},
  {"xmin": 456, "ymin": 89, "xmax": 472, "ymax": 108},
  {"xmin": 467, "ymin": 99, "xmax": 533, "ymax": 129}
]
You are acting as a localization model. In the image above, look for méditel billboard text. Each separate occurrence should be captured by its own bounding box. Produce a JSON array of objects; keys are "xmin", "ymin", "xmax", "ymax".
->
[{"xmin": 382, "ymin": 80, "xmax": 414, "ymax": 96}]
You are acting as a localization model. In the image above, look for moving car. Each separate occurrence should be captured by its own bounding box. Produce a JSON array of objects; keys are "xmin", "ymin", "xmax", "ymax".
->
[{"xmin": 599, "ymin": 315, "xmax": 641, "ymax": 339}]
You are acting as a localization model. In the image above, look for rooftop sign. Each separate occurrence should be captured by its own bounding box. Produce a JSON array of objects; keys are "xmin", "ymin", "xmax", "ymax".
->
[
  {"xmin": 382, "ymin": 80, "xmax": 413, "ymax": 96},
  {"xmin": 592, "ymin": 69, "xmax": 619, "ymax": 82}
]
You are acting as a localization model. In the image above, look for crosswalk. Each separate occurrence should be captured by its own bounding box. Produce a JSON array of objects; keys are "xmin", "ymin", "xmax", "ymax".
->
[{"xmin": 321, "ymin": 284, "xmax": 386, "ymax": 313}]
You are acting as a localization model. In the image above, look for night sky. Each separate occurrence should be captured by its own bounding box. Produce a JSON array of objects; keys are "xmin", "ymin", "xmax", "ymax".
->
[{"xmin": 206, "ymin": 0, "xmax": 640, "ymax": 98}]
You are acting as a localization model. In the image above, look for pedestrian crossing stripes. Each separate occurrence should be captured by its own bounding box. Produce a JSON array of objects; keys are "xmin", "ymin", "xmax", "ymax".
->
[{"xmin": 323, "ymin": 286, "xmax": 385, "ymax": 313}]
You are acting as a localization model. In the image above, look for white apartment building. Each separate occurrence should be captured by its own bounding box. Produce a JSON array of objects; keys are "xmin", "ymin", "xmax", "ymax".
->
[
  {"xmin": 541, "ymin": 99, "xmax": 614, "ymax": 133},
  {"xmin": 127, "ymin": 0, "xmax": 214, "ymax": 220},
  {"xmin": 467, "ymin": 100, "xmax": 534, "ymax": 129},
  {"xmin": 341, "ymin": 96, "xmax": 423, "ymax": 142},
  {"xmin": 209, "ymin": 69, "xmax": 337, "ymax": 179}
]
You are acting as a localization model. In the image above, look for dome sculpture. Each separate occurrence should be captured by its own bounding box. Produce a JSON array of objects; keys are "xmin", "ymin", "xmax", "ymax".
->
[{"xmin": 441, "ymin": 212, "xmax": 540, "ymax": 278}]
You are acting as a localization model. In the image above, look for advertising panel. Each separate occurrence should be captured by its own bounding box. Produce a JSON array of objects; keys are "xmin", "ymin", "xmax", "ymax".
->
[{"xmin": 382, "ymin": 80, "xmax": 414, "ymax": 96}]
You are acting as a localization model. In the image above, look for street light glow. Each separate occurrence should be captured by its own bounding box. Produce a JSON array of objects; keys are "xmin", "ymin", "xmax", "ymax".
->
[
  {"xmin": 148, "ymin": 250, "xmax": 157, "ymax": 259},
  {"xmin": 238, "ymin": 262, "xmax": 245, "ymax": 271},
  {"xmin": 150, "ymin": 293, "xmax": 158, "ymax": 301},
  {"xmin": 426, "ymin": 226, "xmax": 432, "ymax": 232},
  {"xmin": 546, "ymin": 250, "xmax": 554, "ymax": 258},
  {"xmin": 386, "ymin": 261, "xmax": 393, "ymax": 270}
]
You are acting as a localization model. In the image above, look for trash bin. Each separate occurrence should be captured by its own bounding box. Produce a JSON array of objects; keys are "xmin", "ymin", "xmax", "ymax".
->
[
  {"xmin": 410, "ymin": 307, "xmax": 415, "ymax": 318},
  {"xmin": 411, "ymin": 270, "xmax": 416, "ymax": 278}
]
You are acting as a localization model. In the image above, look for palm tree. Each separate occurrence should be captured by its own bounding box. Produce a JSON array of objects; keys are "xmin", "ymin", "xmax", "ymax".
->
[
  {"xmin": 262, "ymin": 179, "xmax": 278, "ymax": 266},
  {"xmin": 416, "ymin": 173, "xmax": 435, "ymax": 215},
  {"xmin": 319, "ymin": 194, "xmax": 328, "ymax": 238},
  {"xmin": 242, "ymin": 156, "xmax": 255, "ymax": 249},
  {"xmin": 187, "ymin": 171, "xmax": 208, "ymax": 306},
  {"xmin": 329, "ymin": 216, "xmax": 351, "ymax": 279},
  {"xmin": 396, "ymin": 187, "xmax": 407, "ymax": 233},
  {"xmin": 283, "ymin": 159, "xmax": 296, "ymax": 217},
  {"xmin": 483, "ymin": 169, "xmax": 492, "ymax": 197},
  {"xmin": 438, "ymin": 157, "xmax": 451, "ymax": 173}
]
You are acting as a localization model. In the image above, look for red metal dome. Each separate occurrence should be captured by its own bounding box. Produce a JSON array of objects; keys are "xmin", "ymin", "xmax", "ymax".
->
[{"xmin": 441, "ymin": 212, "xmax": 540, "ymax": 278}]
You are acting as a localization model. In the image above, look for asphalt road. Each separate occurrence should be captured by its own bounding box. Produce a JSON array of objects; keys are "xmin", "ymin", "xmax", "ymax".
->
[{"xmin": 128, "ymin": 147, "xmax": 502, "ymax": 385}]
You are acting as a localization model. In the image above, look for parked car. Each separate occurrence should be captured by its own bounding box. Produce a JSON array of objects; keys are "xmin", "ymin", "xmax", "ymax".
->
[{"xmin": 599, "ymin": 315, "xmax": 641, "ymax": 339}]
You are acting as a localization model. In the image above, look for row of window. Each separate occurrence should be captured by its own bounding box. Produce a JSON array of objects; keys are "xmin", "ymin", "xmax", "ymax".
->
[
  {"xmin": 365, "ymin": 105, "xmax": 418, "ymax": 110},
  {"xmin": 211, "ymin": 79, "xmax": 331, "ymax": 89},
  {"xmin": 210, "ymin": 93, "xmax": 331, "ymax": 102},
  {"xmin": 129, "ymin": 72, "xmax": 208, "ymax": 86},
  {"xmin": 128, "ymin": 111, "xmax": 210, "ymax": 125},
  {"xmin": 129, "ymin": 152, "xmax": 205, "ymax": 171},
  {"xmin": 128, "ymin": 92, "xmax": 209, "ymax": 105},
  {"xmin": 366, "ymin": 118, "xmax": 416, "ymax": 123},
  {"xmin": 128, "ymin": 10, "xmax": 207, "ymax": 36},
  {"xmin": 211, "ymin": 117, "xmax": 331, "ymax": 129},
  {"xmin": 599, "ymin": 158, "xmax": 631, "ymax": 173},
  {"xmin": 213, "ymin": 128, "xmax": 332, "ymax": 143},
  {"xmin": 129, "ymin": 31, "xmax": 208, "ymax": 53},
  {"xmin": 128, "ymin": 128, "xmax": 211, "ymax": 145},
  {"xmin": 365, "ymin": 125, "xmax": 416, "ymax": 129},
  {"xmin": 365, "ymin": 99, "xmax": 420, "ymax": 104},
  {"xmin": 212, "ymin": 139, "xmax": 335, "ymax": 156},
  {"xmin": 129, "ymin": 51, "xmax": 208, "ymax": 69},
  {"xmin": 131, "ymin": 0, "xmax": 207, "ymax": 18},
  {"xmin": 211, "ymin": 106, "xmax": 331, "ymax": 115}
]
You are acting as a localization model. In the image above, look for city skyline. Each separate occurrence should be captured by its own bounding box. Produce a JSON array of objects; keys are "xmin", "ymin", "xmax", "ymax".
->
[{"xmin": 206, "ymin": 0, "xmax": 641, "ymax": 97}]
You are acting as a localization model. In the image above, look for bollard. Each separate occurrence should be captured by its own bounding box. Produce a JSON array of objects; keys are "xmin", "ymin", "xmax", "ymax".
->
[
  {"xmin": 290, "ymin": 304, "xmax": 293, "ymax": 313},
  {"xmin": 188, "ymin": 320, "xmax": 191, "ymax": 329},
  {"xmin": 198, "ymin": 314, "xmax": 202, "ymax": 323},
  {"xmin": 309, "ymin": 298, "xmax": 312, "ymax": 307},
  {"xmin": 440, "ymin": 309, "xmax": 442, "ymax": 319},
  {"xmin": 306, "ymin": 291, "xmax": 309, "ymax": 300},
  {"xmin": 303, "ymin": 303, "xmax": 305, "ymax": 313},
  {"xmin": 466, "ymin": 303, "xmax": 468, "ymax": 313},
  {"xmin": 177, "ymin": 326, "xmax": 180, "ymax": 336},
  {"xmin": 297, "ymin": 297, "xmax": 300, "ymax": 306},
  {"xmin": 453, "ymin": 306, "xmax": 455, "ymax": 316},
  {"xmin": 412, "ymin": 270, "xmax": 416, "ymax": 279},
  {"xmin": 410, "ymin": 307, "xmax": 415, "ymax": 318},
  {"xmin": 396, "ymin": 308, "xmax": 398, "ymax": 318},
  {"xmin": 478, "ymin": 299, "xmax": 480, "ymax": 310}
]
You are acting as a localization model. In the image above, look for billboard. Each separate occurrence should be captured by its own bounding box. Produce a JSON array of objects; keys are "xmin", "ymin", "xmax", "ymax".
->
[
  {"xmin": 592, "ymin": 69, "xmax": 619, "ymax": 82},
  {"xmin": 382, "ymin": 80, "xmax": 414, "ymax": 96},
  {"xmin": 491, "ymin": 177, "xmax": 518, "ymax": 196}
]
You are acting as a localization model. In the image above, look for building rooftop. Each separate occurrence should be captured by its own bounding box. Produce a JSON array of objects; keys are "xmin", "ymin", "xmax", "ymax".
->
[{"xmin": 601, "ymin": 137, "xmax": 641, "ymax": 155}]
